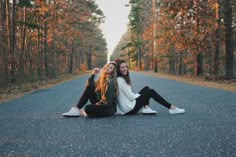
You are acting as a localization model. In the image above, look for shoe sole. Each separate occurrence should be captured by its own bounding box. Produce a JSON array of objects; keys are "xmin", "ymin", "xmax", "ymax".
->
[
  {"xmin": 62, "ymin": 114, "xmax": 80, "ymax": 117},
  {"xmin": 142, "ymin": 112, "xmax": 157, "ymax": 115},
  {"xmin": 169, "ymin": 112, "xmax": 185, "ymax": 115}
]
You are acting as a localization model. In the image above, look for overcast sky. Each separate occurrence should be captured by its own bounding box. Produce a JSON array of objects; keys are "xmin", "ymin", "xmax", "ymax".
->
[{"xmin": 95, "ymin": 0, "xmax": 130, "ymax": 58}]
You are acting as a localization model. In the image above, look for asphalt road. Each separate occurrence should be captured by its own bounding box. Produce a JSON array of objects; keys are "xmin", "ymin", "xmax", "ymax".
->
[{"xmin": 0, "ymin": 72, "xmax": 235, "ymax": 157}]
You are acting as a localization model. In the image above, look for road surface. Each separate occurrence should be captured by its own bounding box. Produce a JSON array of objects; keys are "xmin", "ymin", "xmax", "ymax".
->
[{"xmin": 0, "ymin": 72, "xmax": 235, "ymax": 157}]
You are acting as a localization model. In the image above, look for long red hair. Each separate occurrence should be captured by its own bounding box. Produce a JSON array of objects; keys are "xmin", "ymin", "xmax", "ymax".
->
[{"xmin": 95, "ymin": 62, "xmax": 118, "ymax": 104}]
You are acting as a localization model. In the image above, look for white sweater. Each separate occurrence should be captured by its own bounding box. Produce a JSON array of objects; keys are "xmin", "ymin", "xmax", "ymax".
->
[{"xmin": 116, "ymin": 77, "xmax": 140, "ymax": 114}]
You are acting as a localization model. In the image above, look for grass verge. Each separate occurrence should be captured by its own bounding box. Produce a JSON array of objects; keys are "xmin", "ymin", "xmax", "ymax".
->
[
  {"xmin": 141, "ymin": 71, "xmax": 236, "ymax": 92},
  {"xmin": 0, "ymin": 72, "xmax": 90, "ymax": 103}
]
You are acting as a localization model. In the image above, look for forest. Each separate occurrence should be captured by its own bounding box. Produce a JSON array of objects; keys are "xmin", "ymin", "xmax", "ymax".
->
[
  {"xmin": 0, "ymin": 0, "xmax": 235, "ymax": 90},
  {"xmin": 0, "ymin": 0, "xmax": 107, "ymax": 88},
  {"xmin": 111, "ymin": 0, "xmax": 235, "ymax": 79}
]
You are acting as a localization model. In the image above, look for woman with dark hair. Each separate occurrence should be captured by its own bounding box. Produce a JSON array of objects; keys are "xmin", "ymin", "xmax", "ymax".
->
[
  {"xmin": 62, "ymin": 62, "xmax": 118, "ymax": 117},
  {"xmin": 115, "ymin": 59, "xmax": 185, "ymax": 115}
]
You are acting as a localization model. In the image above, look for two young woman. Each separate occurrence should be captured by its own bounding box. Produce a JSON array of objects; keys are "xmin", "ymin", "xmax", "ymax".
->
[{"xmin": 63, "ymin": 60, "xmax": 185, "ymax": 117}]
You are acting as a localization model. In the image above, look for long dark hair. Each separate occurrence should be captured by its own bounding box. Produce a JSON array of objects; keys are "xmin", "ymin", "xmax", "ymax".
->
[{"xmin": 115, "ymin": 58, "xmax": 131, "ymax": 85}]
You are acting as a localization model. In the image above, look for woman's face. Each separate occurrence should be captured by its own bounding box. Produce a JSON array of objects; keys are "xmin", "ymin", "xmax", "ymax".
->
[
  {"xmin": 119, "ymin": 63, "xmax": 128, "ymax": 76},
  {"xmin": 106, "ymin": 64, "xmax": 115, "ymax": 75}
]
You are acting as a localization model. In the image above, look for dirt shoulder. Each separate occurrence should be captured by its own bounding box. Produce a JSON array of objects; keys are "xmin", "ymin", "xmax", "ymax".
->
[
  {"xmin": 141, "ymin": 71, "xmax": 236, "ymax": 93},
  {"xmin": 0, "ymin": 72, "xmax": 90, "ymax": 103}
]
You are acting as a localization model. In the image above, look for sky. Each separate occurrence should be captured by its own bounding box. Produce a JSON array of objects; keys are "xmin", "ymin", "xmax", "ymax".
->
[{"xmin": 95, "ymin": 0, "xmax": 130, "ymax": 59}]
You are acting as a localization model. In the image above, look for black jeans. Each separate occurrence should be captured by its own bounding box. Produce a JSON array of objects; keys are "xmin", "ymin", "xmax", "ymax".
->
[
  {"xmin": 76, "ymin": 81, "xmax": 114, "ymax": 117},
  {"xmin": 85, "ymin": 105, "xmax": 115, "ymax": 117},
  {"xmin": 76, "ymin": 84, "xmax": 97, "ymax": 109},
  {"xmin": 126, "ymin": 86, "xmax": 172, "ymax": 115}
]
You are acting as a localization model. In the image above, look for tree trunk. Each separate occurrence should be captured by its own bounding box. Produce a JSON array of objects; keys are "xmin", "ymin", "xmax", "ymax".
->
[
  {"xmin": 19, "ymin": 6, "xmax": 27, "ymax": 81},
  {"xmin": 154, "ymin": 54, "xmax": 158, "ymax": 72},
  {"xmin": 209, "ymin": 43, "xmax": 213, "ymax": 75},
  {"xmin": 44, "ymin": 12, "xmax": 49, "ymax": 77},
  {"xmin": 9, "ymin": 0, "xmax": 17, "ymax": 83},
  {"xmin": 80, "ymin": 48, "xmax": 84, "ymax": 64},
  {"xmin": 78, "ymin": 49, "xmax": 82, "ymax": 71},
  {"xmin": 28, "ymin": 42, "xmax": 33, "ymax": 81},
  {"xmin": 0, "ymin": 0, "xmax": 7, "ymax": 86},
  {"xmin": 37, "ymin": 11, "xmax": 43, "ymax": 80},
  {"xmin": 179, "ymin": 52, "xmax": 183, "ymax": 75},
  {"xmin": 213, "ymin": 1, "xmax": 222, "ymax": 76},
  {"xmin": 5, "ymin": 0, "xmax": 11, "ymax": 83},
  {"xmin": 87, "ymin": 46, "xmax": 92, "ymax": 70},
  {"xmin": 195, "ymin": 3, "xmax": 203, "ymax": 76},
  {"xmin": 143, "ymin": 47, "xmax": 149, "ymax": 71},
  {"xmin": 169, "ymin": 45, "xmax": 175, "ymax": 74},
  {"xmin": 51, "ymin": 40, "xmax": 56, "ymax": 78},
  {"xmin": 152, "ymin": 0, "xmax": 158, "ymax": 72},
  {"xmin": 169, "ymin": 56, "xmax": 175, "ymax": 74},
  {"xmin": 69, "ymin": 40, "xmax": 74, "ymax": 73},
  {"xmin": 138, "ymin": 45, "xmax": 142, "ymax": 70},
  {"xmin": 224, "ymin": 0, "xmax": 234, "ymax": 79},
  {"xmin": 52, "ymin": 8, "xmax": 57, "ymax": 78},
  {"xmin": 196, "ymin": 53, "xmax": 203, "ymax": 76},
  {"xmin": 5, "ymin": 0, "xmax": 10, "ymax": 51}
]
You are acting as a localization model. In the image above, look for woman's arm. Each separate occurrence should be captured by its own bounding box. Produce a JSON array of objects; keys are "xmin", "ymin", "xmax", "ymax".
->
[
  {"xmin": 117, "ymin": 78, "xmax": 140, "ymax": 100},
  {"xmin": 85, "ymin": 74, "xmax": 95, "ymax": 88},
  {"xmin": 85, "ymin": 68, "xmax": 100, "ymax": 87}
]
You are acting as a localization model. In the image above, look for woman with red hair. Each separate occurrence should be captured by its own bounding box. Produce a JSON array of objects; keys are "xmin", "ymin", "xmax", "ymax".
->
[{"xmin": 62, "ymin": 62, "xmax": 118, "ymax": 117}]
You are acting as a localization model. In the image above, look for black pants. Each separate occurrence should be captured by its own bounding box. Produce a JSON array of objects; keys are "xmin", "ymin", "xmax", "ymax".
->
[
  {"xmin": 126, "ymin": 86, "xmax": 172, "ymax": 115},
  {"xmin": 85, "ymin": 105, "xmax": 115, "ymax": 117},
  {"xmin": 76, "ymin": 82, "xmax": 114, "ymax": 117},
  {"xmin": 76, "ymin": 84, "xmax": 97, "ymax": 109}
]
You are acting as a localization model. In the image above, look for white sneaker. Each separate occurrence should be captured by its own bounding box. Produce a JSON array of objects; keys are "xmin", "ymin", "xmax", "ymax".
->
[
  {"xmin": 169, "ymin": 107, "xmax": 185, "ymax": 115},
  {"xmin": 62, "ymin": 107, "xmax": 80, "ymax": 117},
  {"xmin": 142, "ymin": 107, "xmax": 157, "ymax": 115}
]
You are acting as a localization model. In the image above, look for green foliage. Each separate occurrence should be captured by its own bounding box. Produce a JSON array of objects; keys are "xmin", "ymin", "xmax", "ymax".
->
[
  {"xmin": 121, "ymin": 42, "xmax": 134, "ymax": 50},
  {"xmin": 18, "ymin": 0, "xmax": 33, "ymax": 8},
  {"xmin": 16, "ymin": 21, "xmax": 41, "ymax": 29}
]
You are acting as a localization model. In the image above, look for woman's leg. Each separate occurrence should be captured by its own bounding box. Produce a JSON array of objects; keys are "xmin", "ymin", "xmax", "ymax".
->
[
  {"xmin": 76, "ymin": 85, "xmax": 98, "ymax": 109},
  {"xmin": 62, "ymin": 83, "xmax": 98, "ymax": 117},
  {"xmin": 84, "ymin": 105, "xmax": 115, "ymax": 117},
  {"xmin": 125, "ymin": 94, "xmax": 150, "ymax": 115},
  {"xmin": 138, "ymin": 86, "xmax": 152, "ymax": 109},
  {"xmin": 146, "ymin": 89, "xmax": 172, "ymax": 109},
  {"xmin": 126, "ymin": 88, "xmax": 172, "ymax": 115},
  {"xmin": 138, "ymin": 86, "xmax": 150, "ymax": 95}
]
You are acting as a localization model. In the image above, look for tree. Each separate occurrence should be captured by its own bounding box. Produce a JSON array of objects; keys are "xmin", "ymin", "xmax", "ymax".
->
[
  {"xmin": 213, "ymin": 0, "xmax": 223, "ymax": 76},
  {"xmin": 224, "ymin": 0, "xmax": 234, "ymax": 79},
  {"xmin": 128, "ymin": 0, "xmax": 151, "ymax": 70}
]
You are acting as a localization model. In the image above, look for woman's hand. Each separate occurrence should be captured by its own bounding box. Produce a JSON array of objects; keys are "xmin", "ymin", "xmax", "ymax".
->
[
  {"xmin": 92, "ymin": 68, "xmax": 100, "ymax": 75},
  {"xmin": 96, "ymin": 101, "xmax": 107, "ymax": 105}
]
